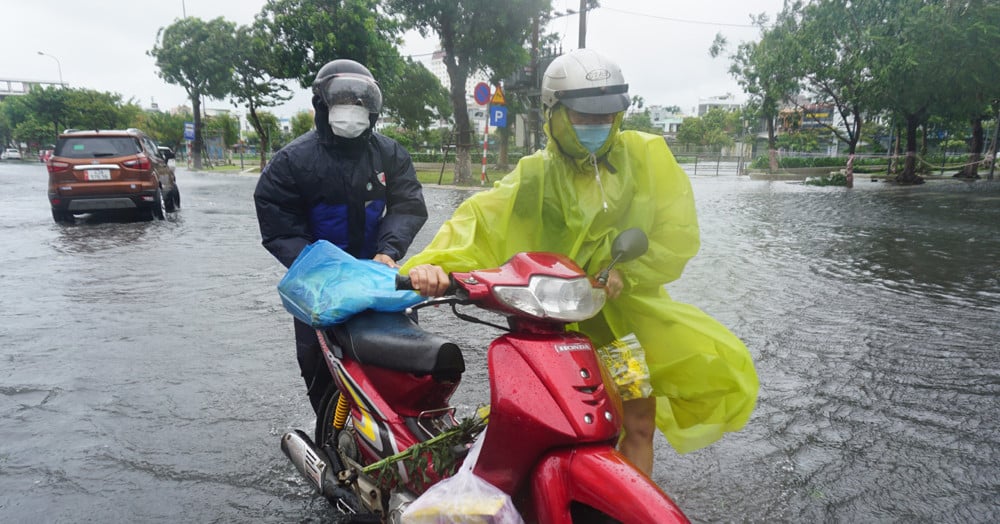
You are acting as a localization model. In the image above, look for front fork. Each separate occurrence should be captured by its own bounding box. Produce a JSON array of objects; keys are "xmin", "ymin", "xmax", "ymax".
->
[{"xmin": 529, "ymin": 446, "xmax": 689, "ymax": 524}]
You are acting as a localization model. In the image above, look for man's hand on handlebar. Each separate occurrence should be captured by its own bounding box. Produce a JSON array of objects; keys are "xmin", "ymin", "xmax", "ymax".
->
[
  {"xmin": 407, "ymin": 264, "xmax": 451, "ymax": 297},
  {"xmin": 605, "ymin": 268, "xmax": 624, "ymax": 300}
]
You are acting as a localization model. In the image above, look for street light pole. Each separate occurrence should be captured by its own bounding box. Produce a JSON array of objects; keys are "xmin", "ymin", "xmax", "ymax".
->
[{"xmin": 37, "ymin": 51, "xmax": 63, "ymax": 87}]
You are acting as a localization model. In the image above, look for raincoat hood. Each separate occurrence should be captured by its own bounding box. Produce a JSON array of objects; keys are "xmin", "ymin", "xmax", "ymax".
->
[{"xmin": 545, "ymin": 105, "xmax": 625, "ymax": 169}]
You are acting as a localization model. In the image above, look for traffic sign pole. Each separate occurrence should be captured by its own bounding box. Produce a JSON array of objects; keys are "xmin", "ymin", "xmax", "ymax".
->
[{"xmin": 481, "ymin": 103, "xmax": 490, "ymax": 186}]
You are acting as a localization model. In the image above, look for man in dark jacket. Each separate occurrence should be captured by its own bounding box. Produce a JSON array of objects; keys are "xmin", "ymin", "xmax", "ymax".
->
[{"xmin": 254, "ymin": 59, "xmax": 428, "ymax": 413}]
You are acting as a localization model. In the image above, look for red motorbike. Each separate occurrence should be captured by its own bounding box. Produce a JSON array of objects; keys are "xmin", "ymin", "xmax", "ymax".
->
[{"xmin": 281, "ymin": 229, "xmax": 689, "ymax": 523}]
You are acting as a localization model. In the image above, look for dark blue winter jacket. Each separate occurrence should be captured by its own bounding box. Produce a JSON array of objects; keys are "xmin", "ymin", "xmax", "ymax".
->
[{"xmin": 254, "ymin": 97, "xmax": 428, "ymax": 268}]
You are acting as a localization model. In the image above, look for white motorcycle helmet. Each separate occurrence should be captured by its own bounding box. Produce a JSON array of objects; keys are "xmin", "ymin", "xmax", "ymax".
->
[{"xmin": 541, "ymin": 49, "xmax": 629, "ymax": 114}]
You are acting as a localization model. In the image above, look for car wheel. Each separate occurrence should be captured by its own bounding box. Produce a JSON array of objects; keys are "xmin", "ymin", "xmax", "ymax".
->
[
  {"xmin": 151, "ymin": 187, "xmax": 166, "ymax": 220},
  {"xmin": 165, "ymin": 188, "xmax": 180, "ymax": 212},
  {"xmin": 51, "ymin": 208, "xmax": 74, "ymax": 224}
]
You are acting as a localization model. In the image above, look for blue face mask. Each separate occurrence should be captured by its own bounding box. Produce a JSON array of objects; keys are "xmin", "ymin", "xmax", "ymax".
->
[{"xmin": 573, "ymin": 123, "xmax": 613, "ymax": 153}]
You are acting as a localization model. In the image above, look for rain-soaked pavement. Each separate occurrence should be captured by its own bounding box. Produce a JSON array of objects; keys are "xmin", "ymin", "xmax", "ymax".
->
[{"xmin": 1, "ymin": 160, "xmax": 998, "ymax": 522}]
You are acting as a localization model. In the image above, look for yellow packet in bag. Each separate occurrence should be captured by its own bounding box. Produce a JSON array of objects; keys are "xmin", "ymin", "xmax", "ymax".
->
[{"xmin": 595, "ymin": 333, "xmax": 653, "ymax": 401}]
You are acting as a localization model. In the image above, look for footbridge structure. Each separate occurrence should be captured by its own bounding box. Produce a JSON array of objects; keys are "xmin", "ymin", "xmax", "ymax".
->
[{"xmin": 0, "ymin": 78, "xmax": 65, "ymax": 103}]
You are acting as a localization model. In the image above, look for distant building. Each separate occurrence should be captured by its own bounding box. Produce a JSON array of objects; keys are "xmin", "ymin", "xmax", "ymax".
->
[
  {"xmin": 646, "ymin": 105, "xmax": 686, "ymax": 134},
  {"xmin": 778, "ymin": 102, "xmax": 836, "ymax": 132},
  {"xmin": 697, "ymin": 94, "xmax": 741, "ymax": 116}
]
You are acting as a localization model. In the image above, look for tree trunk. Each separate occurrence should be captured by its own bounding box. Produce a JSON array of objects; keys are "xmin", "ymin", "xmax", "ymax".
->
[
  {"xmin": 248, "ymin": 108, "xmax": 269, "ymax": 172},
  {"xmin": 441, "ymin": 45, "xmax": 473, "ymax": 185},
  {"xmin": 960, "ymin": 117, "xmax": 983, "ymax": 179},
  {"xmin": 767, "ymin": 116, "xmax": 778, "ymax": 173},
  {"xmin": 896, "ymin": 114, "xmax": 925, "ymax": 184},
  {"xmin": 192, "ymin": 95, "xmax": 203, "ymax": 170},
  {"xmin": 498, "ymin": 124, "xmax": 510, "ymax": 171},
  {"xmin": 843, "ymin": 110, "xmax": 862, "ymax": 189}
]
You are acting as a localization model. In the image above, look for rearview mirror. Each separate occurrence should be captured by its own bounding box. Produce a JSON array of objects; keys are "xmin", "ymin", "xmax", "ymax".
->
[
  {"xmin": 597, "ymin": 228, "xmax": 649, "ymax": 284},
  {"xmin": 611, "ymin": 228, "xmax": 648, "ymax": 264}
]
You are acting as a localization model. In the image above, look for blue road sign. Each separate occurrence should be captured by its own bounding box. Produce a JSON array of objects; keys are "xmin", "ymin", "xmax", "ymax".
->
[
  {"xmin": 474, "ymin": 82, "xmax": 490, "ymax": 106},
  {"xmin": 490, "ymin": 106, "xmax": 508, "ymax": 128},
  {"xmin": 183, "ymin": 122, "xmax": 195, "ymax": 140}
]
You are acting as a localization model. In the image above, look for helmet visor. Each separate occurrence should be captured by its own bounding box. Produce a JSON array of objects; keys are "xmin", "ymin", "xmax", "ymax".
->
[
  {"xmin": 320, "ymin": 75, "xmax": 382, "ymax": 114},
  {"xmin": 556, "ymin": 84, "xmax": 629, "ymax": 114}
]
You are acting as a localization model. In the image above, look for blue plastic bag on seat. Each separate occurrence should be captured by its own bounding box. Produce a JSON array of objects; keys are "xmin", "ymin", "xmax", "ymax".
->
[{"xmin": 277, "ymin": 240, "xmax": 424, "ymax": 327}]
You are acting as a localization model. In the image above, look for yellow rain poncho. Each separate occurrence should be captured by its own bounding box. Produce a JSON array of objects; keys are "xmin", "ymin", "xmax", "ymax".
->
[{"xmin": 401, "ymin": 109, "xmax": 758, "ymax": 453}]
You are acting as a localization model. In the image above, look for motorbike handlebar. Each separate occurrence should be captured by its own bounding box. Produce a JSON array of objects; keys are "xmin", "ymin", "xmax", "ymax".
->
[
  {"xmin": 395, "ymin": 273, "xmax": 414, "ymax": 291},
  {"xmin": 395, "ymin": 273, "xmax": 459, "ymax": 296}
]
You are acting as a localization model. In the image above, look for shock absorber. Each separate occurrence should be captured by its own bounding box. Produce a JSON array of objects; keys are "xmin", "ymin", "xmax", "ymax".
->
[{"xmin": 333, "ymin": 392, "xmax": 350, "ymax": 430}]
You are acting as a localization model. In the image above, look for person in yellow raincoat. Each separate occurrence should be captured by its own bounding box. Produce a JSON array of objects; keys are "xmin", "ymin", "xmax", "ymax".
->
[{"xmin": 402, "ymin": 49, "xmax": 758, "ymax": 476}]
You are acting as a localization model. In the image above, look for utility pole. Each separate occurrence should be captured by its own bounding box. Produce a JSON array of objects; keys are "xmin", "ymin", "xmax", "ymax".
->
[
  {"xmin": 578, "ymin": 0, "xmax": 587, "ymax": 48},
  {"xmin": 531, "ymin": 16, "xmax": 541, "ymax": 150}
]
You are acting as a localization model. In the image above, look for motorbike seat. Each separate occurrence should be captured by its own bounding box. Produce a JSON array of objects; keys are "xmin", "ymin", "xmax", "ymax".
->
[{"xmin": 331, "ymin": 310, "xmax": 464, "ymax": 379}]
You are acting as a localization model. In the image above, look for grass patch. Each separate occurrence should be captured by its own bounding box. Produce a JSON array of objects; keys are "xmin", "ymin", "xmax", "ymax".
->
[{"xmin": 416, "ymin": 168, "xmax": 509, "ymax": 187}]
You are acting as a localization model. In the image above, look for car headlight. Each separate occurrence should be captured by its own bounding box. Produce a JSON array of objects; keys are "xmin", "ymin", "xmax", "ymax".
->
[{"xmin": 493, "ymin": 275, "xmax": 606, "ymax": 322}]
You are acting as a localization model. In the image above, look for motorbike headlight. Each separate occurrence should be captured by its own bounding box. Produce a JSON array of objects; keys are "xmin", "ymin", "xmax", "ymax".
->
[{"xmin": 493, "ymin": 275, "xmax": 606, "ymax": 322}]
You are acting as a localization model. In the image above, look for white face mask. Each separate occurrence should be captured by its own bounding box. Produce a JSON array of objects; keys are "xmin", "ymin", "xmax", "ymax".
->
[{"xmin": 328, "ymin": 104, "xmax": 371, "ymax": 138}]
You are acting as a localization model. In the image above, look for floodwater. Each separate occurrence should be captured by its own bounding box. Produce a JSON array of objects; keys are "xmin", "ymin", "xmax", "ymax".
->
[{"xmin": 1, "ymin": 160, "xmax": 997, "ymax": 523}]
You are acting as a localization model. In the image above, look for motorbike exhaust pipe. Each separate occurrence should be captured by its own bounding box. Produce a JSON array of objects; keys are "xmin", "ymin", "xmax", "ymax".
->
[
  {"xmin": 281, "ymin": 429, "xmax": 337, "ymax": 493},
  {"xmin": 281, "ymin": 430, "xmax": 369, "ymax": 516}
]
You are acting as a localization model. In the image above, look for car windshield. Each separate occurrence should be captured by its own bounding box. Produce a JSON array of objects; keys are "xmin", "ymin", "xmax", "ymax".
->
[{"xmin": 55, "ymin": 137, "xmax": 142, "ymax": 159}]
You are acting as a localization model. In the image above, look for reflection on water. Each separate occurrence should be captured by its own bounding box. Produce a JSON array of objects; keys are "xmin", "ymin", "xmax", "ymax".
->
[
  {"xmin": 659, "ymin": 177, "xmax": 999, "ymax": 523},
  {"xmin": 0, "ymin": 165, "xmax": 998, "ymax": 522}
]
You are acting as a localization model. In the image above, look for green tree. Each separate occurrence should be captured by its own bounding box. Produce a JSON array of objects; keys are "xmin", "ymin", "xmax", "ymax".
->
[
  {"xmin": 204, "ymin": 112, "xmax": 239, "ymax": 149},
  {"xmin": 868, "ymin": 1, "xmax": 952, "ymax": 183},
  {"xmin": 782, "ymin": 0, "xmax": 887, "ymax": 187},
  {"xmin": 713, "ymin": 12, "xmax": 800, "ymax": 172},
  {"xmin": 134, "ymin": 109, "xmax": 190, "ymax": 151},
  {"xmin": 150, "ymin": 16, "xmax": 238, "ymax": 170},
  {"xmin": 250, "ymin": 111, "xmax": 281, "ymax": 155},
  {"xmin": 255, "ymin": 0, "xmax": 448, "ymax": 153},
  {"xmin": 21, "ymin": 86, "xmax": 70, "ymax": 138},
  {"xmin": 0, "ymin": 96, "xmax": 33, "ymax": 148},
  {"xmin": 13, "ymin": 118, "xmax": 52, "ymax": 151},
  {"xmin": 63, "ymin": 89, "xmax": 141, "ymax": 130},
  {"xmin": 676, "ymin": 107, "xmax": 738, "ymax": 150},
  {"xmin": 387, "ymin": 58, "xmax": 451, "ymax": 131},
  {"xmin": 256, "ymin": 0, "xmax": 402, "ymax": 91},
  {"xmin": 384, "ymin": 0, "xmax": 551, "ymax": 184},
  {"xmin": 939, "ymin": 1, "xmax": 1000, "ymax": 179},
  {"xmin": 230, "ymin": 22, "xmax": 292, "ymax": 171},
  {"xmin": 290, "ymin": 110, "xmax": 314, "ymax": 137},
  {"xmin": 622, "ymin": 110, "xmax": 663, "ymax": 134}
]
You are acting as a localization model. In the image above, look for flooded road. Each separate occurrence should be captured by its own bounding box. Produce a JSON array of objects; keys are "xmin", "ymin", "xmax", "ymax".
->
[{"xmin": 1, "ymin": 161, "xmax": 998, "ymax": 522}]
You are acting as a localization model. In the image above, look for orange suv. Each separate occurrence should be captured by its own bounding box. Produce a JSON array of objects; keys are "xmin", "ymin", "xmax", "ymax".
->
[{"xmin": 47, "ymin": 128, "xmax": 180, "ymax": 223}]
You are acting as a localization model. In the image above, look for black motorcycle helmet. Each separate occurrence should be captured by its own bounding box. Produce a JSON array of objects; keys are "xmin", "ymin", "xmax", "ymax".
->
[{"xmin": 311, "ymin": 59, "xmax": 383, "ymax": 116}]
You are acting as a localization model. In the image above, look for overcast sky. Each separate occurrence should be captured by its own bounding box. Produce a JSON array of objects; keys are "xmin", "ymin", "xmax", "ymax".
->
[{"xmin": 2, "ymin": 0, "xmax": 784, "ymax": 119}]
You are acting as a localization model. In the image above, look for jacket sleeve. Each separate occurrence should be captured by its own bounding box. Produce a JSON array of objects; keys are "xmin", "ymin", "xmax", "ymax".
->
[
  {"xmin": 254, "ymin": 150, "xmax": 312, "ymax": 268},
  {"xmin": 376, "ymin": 141, "xmax": 428, "ymax": 261}
]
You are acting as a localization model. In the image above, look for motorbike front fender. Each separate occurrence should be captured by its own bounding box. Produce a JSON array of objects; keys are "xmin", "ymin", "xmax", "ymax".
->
[{"xmin": 529, "ymin": 446, "xmax": 689, "ymax": 524}]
